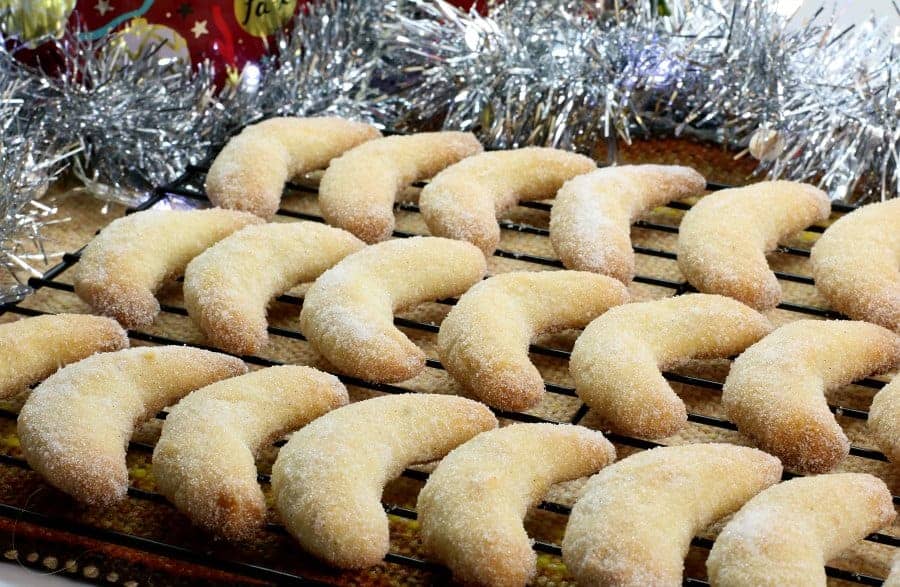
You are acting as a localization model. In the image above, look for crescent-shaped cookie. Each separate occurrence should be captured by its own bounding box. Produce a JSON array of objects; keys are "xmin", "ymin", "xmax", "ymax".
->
[
  {"xmin": 271, "ymin": 393, "xmax": 497, "ymax": 568},
  {"xmin": 18, "ymin": 346, "xmax": 247, "ymax": 505},
  {"xmin": 184, "ymin": 221, "xmax": 365, "ymax": 355},
  {"xmin": 206, "ymin": 117, "xmax": 382, "ymax": 219},
  {"xmin": 299, "ymin": 236, "xmax": 486, "ymax": 382},
  {"xmin": 153, "ymin": 366, "xmax": 348, "ymax": 539},
  {"xmin": 677, "ymin": 181, "xmax": 830, "ymax": 309},
  {"xmin": 562, "ymin": 444, "xmax": 782, "ymax": 587},
  {"xmin": 319, "ymin": 132, "xmax": 483, "ymax": 243},
  {"xmin": 811, "ymin": 198, "xmax": 900, "ymax": 332},
  {"xmin": 869, "ymin": 377, "xmax": 900, "ymax": 466},
  {"xmin": 74, "ymin": 209, "xmax": 263, "ymax": 329},
  {"xmin": 550, "ymin": 165, "xmax": 706, "ymax": 282},
  {"xmin": 570, "ymin": 294, "xmax": 772, "ymax": 438},
  {"xmin": 722, "ymin": 320, "xmax": 900, "ymax": 473},
  {"xmin": 419, "ymin": 147, "xmax": 596, "ymax": 255},
  {"xmin": 707, "ymin": 473, "xmax": 896, "ymax": 587},
  {"xmin": 438, "ymin": 271, "xmax": 629, "ymax": 410},
  {"xmin": 418, "ymin": 423, "xmax": 616, "ymax": 587},
  {"xmin": 0, "ymin": 314, "xmax": 129, "ymax": 399}
]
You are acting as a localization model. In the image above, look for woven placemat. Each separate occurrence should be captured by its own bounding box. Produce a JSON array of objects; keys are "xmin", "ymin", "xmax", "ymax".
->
[{"xmin": 0, "ymin": 137, "xmax": 896, "ymax": 586}]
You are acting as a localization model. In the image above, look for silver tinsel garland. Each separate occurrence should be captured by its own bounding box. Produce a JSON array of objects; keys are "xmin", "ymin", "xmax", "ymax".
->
[
  {"xmin": 221, "ymin": 0, "xmax": 389, "ymax": 129},
  {"xmin": 379, "ymin": 0, "xmax": 718, "ymax": 149},
  {"xmin": 0, "ymin": 0, "xmax": 387, "ymax": 300},
  {"xmin": 17, "ymin": 29, "xmax": 222, "ymax": 206},
  {"xmin": 2, "ymin": 0, "xmax": 897, "ymax": 222},
  {"xmin": 0, "ymin": 47, "xmax": 68, "ymax": 303},
  {"xmin": 378, "ymin": 0, "xmax": 900, "ymax": 202},
  {"xmin": 679, "ymin": 1, "xmax": 900, "ymax": 202}
]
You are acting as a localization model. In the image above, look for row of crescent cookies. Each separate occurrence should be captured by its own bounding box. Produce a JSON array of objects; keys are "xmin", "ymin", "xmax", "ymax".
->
[
  {"xmin": 0, "ymin": 116, "xmax": 896, "ymax": 586},
  {"xmin": 2, "ymin": 320, "xmax": 897, "ymax": 587},
  {"xmin": 1, "ymin": 319, "xmax": 897, "ymax": 586},
  {"xmin": 72, "ymin": 115, "xmax": 900, "ymax": 468}
]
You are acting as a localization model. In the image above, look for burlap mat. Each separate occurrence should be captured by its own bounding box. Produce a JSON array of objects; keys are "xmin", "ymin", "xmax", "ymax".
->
[{"xmin": 0, "ymin": 138, "xmax": 896, "ymax": 586}]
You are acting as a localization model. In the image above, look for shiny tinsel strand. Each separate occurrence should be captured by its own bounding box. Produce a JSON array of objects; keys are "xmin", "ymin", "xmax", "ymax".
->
[
  {"xmin": 377, "ymin": 0, "xmax": 724, "ymax": 152},
  {"xmin": 666, "ymin": 0, "xmax": 900, "ymax": 202},
  {"xmin": 381, "ymin": 0, "xmax": 608, "ymax": 149},
  {"xmin": 379, "ymin": 0, "xmax": 899, "ymax": 202},
  {"xmin": 220, "ymin": 0, "xmax": 391, "ymax": 134},
  {"xmin": 0, "ymin": 48, "xmax": 67, "ymax": 303},
  {"xmin": 16, "ymin": 27, "xmax": 221, "ymax": 206}
]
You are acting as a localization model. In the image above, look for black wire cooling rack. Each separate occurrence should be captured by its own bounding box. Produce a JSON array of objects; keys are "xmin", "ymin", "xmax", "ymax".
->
[{"xmin": 0, "ymin": 153, "xmax": 897, "ymax": 586}]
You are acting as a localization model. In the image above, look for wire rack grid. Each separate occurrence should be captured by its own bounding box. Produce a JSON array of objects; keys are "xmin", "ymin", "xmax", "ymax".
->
[{"xmin": 0, "ymin": 150, "xmax": 897, "ymax": 586}]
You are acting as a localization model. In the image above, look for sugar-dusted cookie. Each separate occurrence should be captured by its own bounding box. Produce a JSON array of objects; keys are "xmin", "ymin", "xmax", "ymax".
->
[
  {"xmin": 562, "ymin": 444, "xmax": 782, "ymax": 587},
  {"xmin": 869, "ymin": 377, "xmax": 900, "ymax": 466},
  {"xmin": 550, "ymin": 164, "xmax": 706, "ymax": 283},
  {"xmin": 18, "ymin": 346, "xmax": 246, "ymax": 505},
  {"xmin": 319, "ymin": 132, "xmax": 483, "ymax": 243},
  {"xmin": 885, "ymin": 552, "xmax": 900, "ymax": 587},
  {"xmin": 206, "ymin": 117, "xmax": 381, "ymax": 219},
  {"xmin": 570, "ymin": 294, "xmax": 771, "ymax": 438},
  {"xmin": 74, "ymin": 209, "xmax": 262, "ymax": 328},
  {"xmin": 300, "ymin": 236, "xmax": 486, "ymax": 383},
  {"xmin": 439, "ymin": 271, "xmax": 628, "ymax": 410},
  {"xmin": 723, "ymin": 320, "xmax": 900, "ymax": 473},
  {"xmin": 271, "ymin": 394, "xmax": 497, "ymax": 568},
  {"xmin": 677, "ymin": 181, "xmax": 830, "ymax": 309},
  {"xmin": 811, "ymin": 198, "xmax": 900, "ymax": 332},
  {"xmin": 153, "ymin": 366, "xmax": 348, "ymax": 539},
  {"xmin": 419, "ymin": 147, "xmax": 596, "ymax": 255},
  {"xmin": 0, "ymin": 314, "xmax": 128, "ymax": 398},
  {"xmin": 418, "ymin": 423, "xmax": 615, "ymax": 587},
  {"xmin": 707, "ymin": 473, "xmax": 895, "ymax": 587},
  {"xmin": 184, "ymin": 221, "xmax": 364, "ymax": 355}
]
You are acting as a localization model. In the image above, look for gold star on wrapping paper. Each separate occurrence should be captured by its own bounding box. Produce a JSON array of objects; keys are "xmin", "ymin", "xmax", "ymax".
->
[
  {"xmin": 95, "ymin": 0, "xmax": 113, "ymax": 16},
  {"xmin": 190, "ymin": 19, "xmax": 208, "ymax": 39}
]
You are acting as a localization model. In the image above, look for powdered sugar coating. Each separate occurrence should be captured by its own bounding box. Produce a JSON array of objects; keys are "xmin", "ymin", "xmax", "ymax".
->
[
  {"xmin": 886, "ymin": 552, "xmax": 900, "ymax": 587},
  {"xmin": 0, "ymin": 314, "xmax": 129, "ymax": 398},
  {"xmin": 811, "ymin": 198, "xmax": 900, "ymax": 332},
  {"xmin": 271, "ymin": 393, "xmax": 497, "ymax": 568},
  {"xmin": 184, "ymin": 221, "xmax": 364, "ymax": 355},
  {"xmin": 299, "ymin": 237, "xmax": 486, "ymax": 383},
  {"xmin": 152, "ymin": 366, "xmax": 348, "ymax": 540},
  {"xmin": 74, "ymin": 209, "xmax": 262, "ymax": 329},
  {"xmin": 677, "ymin": 181, "xmax": 830, "ymax": 309},
  {"xmin": 707, "ymin": 473, "xmax": 896, "ymax": 587},
  {"xmin": 419, "ymin": 147, "xmax": 596, "ymax": 254},
  {"xmin": 551, "ymin": 164, "xmax": 706, "ymax": 283},
  {"xmin": 18, "ymin": 346, "xmax": 247, "ymax": 506},
  {"xmin": 206, "ymin": 117, "xmax": 381, "ymax": 219},
  {"xmin": 869, "ymin": 377, "xmax": 900, "ymax": 466},
  {"xmin": 418, "ymin": 423, "xmax": 615, "ymax": 587},
  {"xmin": 722, "ymin": 320, "xmax": 900, "ymax": 473},
  {"xmin": 319, "ymin": 132, "xmax": 483, "ymax": 243},
  {"xmin": 438, "ymin": 271, "xmax": 628, "ymax": 410},
  {"xmin": 563, "ymin": 443, "xmax": 782, "ymax": 587},
  {"xmin": 570, "ymin": 294, "xmax": 772, "ymax": 438}
]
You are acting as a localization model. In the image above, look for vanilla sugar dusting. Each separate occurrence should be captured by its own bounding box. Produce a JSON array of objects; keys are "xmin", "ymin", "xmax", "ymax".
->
[
  {"xmin": 722, "ymin": 319, "xmax": 900, "ymax": 473},
  {"xmin": 206, "ymin": 117, "xmax": 382, "ymax": 219},
  {"xmin": 300, "ymin": 237, "xmax": 486, "ymax": 383},
  {"xmin": 74, "ymin": 208, "xmax": 262, "ymax": 328},
  {"xmin": 319, "ymin": 132, "xmax": 483, "ymax": 243},
  {"xmin": 551, "ymin": 164, "xmax": 706, "ymax": 283},
  {"xmin": 17, "ymin": 346, "xmax": 246, "ymax": 506},
  {"xmin": 677, "ymin": 180, "xmax": 830, "ymax": 310}
]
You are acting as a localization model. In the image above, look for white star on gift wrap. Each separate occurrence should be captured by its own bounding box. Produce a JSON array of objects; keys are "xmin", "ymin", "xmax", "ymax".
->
[
  {"xmin": 190, "ymin": 20, "xmax": 208, "ymax": 39},
  {"xmin": 94, "ymin": 0, "xmax": 113, "ymax": 16}
]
